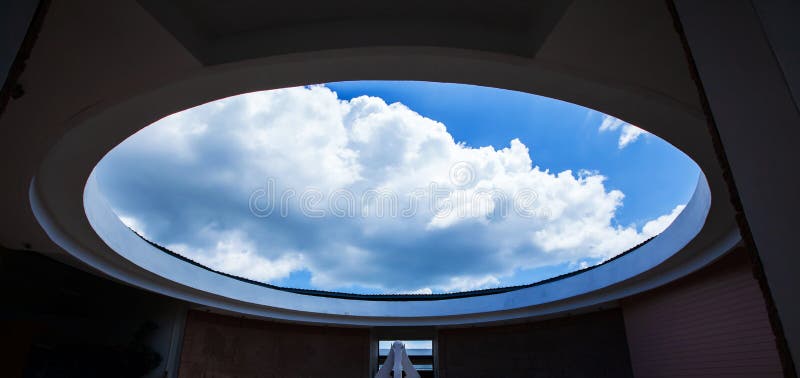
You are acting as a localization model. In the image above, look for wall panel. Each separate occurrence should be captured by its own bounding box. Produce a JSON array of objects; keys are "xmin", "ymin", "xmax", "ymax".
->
[
  {"xmin": 622, "ymin": 247, "xmax": 783, "ymax": 377},
  {"xmin": 178, "ymin": 311, "xmax": 370, "ymax": 378},
  {"xmin": 437, "ymin": 309, "xmax": 634, "ymax": 378}
]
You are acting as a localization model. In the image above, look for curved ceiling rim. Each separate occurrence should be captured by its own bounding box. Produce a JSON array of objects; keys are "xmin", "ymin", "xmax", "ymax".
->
[
  {"xmin": 28, "ymin": 48, "xmax": 737, "ymax": 326},
  {"xmin": 48, "ymin": 48, "xmax": 712, "ymax": 161},
  {"xmin": 80, "ymin": 171, "xmax": 709, "ymax": 313},
  {"xmin": 31, "ymin": 175, "xmax": 739, "ymax": 326},
  {"xmin": 38, "ymin": 49, "xmax": 732, "ymax": 242}
]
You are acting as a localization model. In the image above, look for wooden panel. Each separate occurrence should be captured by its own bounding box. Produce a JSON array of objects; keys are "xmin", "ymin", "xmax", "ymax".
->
[
  {"xmin": 178, "ymin": 311, "xmax": 370, "ymax": 378},
  {"xmin": 622, "ymin": 247, "xmax": 784, "ymax": 377}
]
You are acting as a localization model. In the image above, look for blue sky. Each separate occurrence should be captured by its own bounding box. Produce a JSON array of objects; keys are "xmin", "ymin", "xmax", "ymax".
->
[
  {"xmin": 326, "ymin": 81, "xmax": 698, "ymax": 228},
  {"xmin": 95, "ymin": 81, "xmax": 699, "ymax": 294}
]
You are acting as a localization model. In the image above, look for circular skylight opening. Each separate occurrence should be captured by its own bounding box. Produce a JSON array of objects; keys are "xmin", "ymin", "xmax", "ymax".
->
[{"xmin": 93, "ymin": 81, "xmax": 700, "ymax": 295}]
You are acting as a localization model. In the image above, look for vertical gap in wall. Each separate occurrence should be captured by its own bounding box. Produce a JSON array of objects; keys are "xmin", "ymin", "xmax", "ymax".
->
[
  {"xmin": 665, "ymin": 1, "xmax": 797, "ymax": 377},
  {"xmin": 172, "ymin": 308, "xmax": 196, "ymax": 378},
  {"xmin": 432, "ymin": 332, "xmax": 439, "ymax": 378},
  {"xmin": 377, "ymin": 339, "xmax": 434, "ymax": 377},
  {"xmin": 164, "ymin": 304, "xmax": 188, "ymax": 378},
  {"xmin": 368, "ymin": 331, "xmax": 378, "ymax": 378},
  {"xmin": 436, "ymin": 332, "xmax": 446, "ymax": 378}
]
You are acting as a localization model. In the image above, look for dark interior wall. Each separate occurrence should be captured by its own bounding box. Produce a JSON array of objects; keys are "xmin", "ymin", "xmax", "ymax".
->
[
  {"xmin": 1, "ymin": 245, "xmax": 782, "ymax": 378},
  {"xmin": 672, "ymin": 0, "xmax": 800, "ymax": 371},
  {"xmin": 436, "ymin": 309, "xmax": 633, "ymax": 378},
  {"xmin": 178, "ymin": 311, "xmax": 371, "ymax": 378},
  {"xmin": 0, "ymin": 248, "xmax": 186, "ymax": 378},
  {"xmin": 0, "ymin": 0, "xmax": 39, "ymax": 88},
  {"xmin": 622, "ymin": 247, "xmax": 784, "ymax": 377}
]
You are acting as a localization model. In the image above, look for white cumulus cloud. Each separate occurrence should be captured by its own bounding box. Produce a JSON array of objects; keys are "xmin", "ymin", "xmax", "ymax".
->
[
  {"xmin": 165, "ymin": 229, "xmax": 306, "ymax": 283},
  {"xmin": 642, "ymin": 204, "xmax": 686, "ymax": 237},
  {"xmin": 97, "ymin": 86, "xmax": 685, "ymax": 293},
  {"xmin": 598, "ymin": 115, "xmax": 649, "ymax": 148}
]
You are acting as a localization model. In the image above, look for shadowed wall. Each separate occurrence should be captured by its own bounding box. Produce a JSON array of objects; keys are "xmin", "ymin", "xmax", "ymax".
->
[
  {"xmin": 0, "ymin": 249, "xmax": 185, "ymax": 378},
  {"xmin": 178, "ymin": 311, "xmax": 370, "ymax": 377},
  {"xmin": 622, "ymin": 247, "xmax": 784, "ymax": 377},
  {"xmin": 437, "ymin": 309, "xmax": 634, "ymax": 378}
]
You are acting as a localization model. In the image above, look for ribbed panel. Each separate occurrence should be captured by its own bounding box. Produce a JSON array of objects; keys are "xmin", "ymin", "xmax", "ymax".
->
[{"xmin": 622, "ymin": 248, "xmax": 783, "ymax": 377}]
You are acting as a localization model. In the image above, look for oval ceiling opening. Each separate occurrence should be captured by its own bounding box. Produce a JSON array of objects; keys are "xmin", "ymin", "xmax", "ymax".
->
[{"xmin": 93, "ymin": 81, "xmax": 700, "ymax": 295}]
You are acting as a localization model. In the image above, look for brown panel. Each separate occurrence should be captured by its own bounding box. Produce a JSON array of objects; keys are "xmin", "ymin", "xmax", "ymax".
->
[
  {"xmin": 178, "ymin": 311, "xmax": 370, "ymax": 378},
  {"xmin": 437, "ymin": 309, "xmax": 634, "ymax": 378},
  {"xmin": 622, "ymin": 247, "xmax": 784, "ymax": 377}
]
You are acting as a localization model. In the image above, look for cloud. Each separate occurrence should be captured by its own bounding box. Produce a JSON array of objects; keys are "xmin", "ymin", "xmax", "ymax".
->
[
  {"xmin": 598, "ymin": 115, "xmax": 648, "ymax": 148},
  {"xmin": 96, "ymin": 86, "xmax": 685, "ymax": 293},
  {"xmin": 641, "ymin": 204, "xmax": 686, "ymax": 237},
  {"xmin": 399, "ymin": 287, "xmax": 434, "ymax": 295},
  {"xmin": 440, "ymin": 275, "xmax": 501, "ymax": 293},
  {"xmin": 119, "ymin": 215, "xmax": 150, "ymax": 239},
  {"xmin": 165, "ymin": 229, "xmax": 305, "ymax": 282}
]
